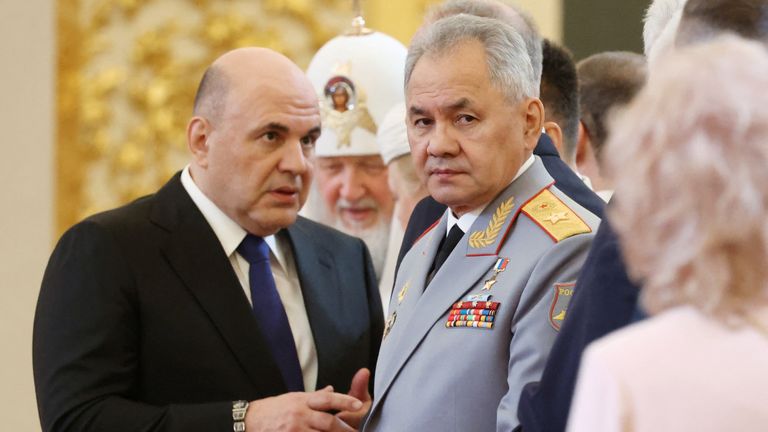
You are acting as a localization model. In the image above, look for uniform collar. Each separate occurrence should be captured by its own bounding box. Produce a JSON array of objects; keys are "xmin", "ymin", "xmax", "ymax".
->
[{"xmin": 445, "ymin": 154, "xmax": 535, "ymax": 237}]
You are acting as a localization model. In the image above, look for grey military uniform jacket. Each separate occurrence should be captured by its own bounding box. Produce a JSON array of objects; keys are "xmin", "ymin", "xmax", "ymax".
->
[{"xmin": 363, "ymin": 157, "xmax": 600, "ymax": 432}]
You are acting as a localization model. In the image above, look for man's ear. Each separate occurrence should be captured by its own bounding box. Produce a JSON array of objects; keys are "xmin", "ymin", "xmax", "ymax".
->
[
  {"xmin": 187, "ymin": 116, "xmax": 211, "ymax": 168},
  {"xmin": 543, "ymin": 121, "xmax": 564, "ymax": 157},
  {"xmin": 575, "ymin": 121, "xmax": 592, "ymax": 167},
  {"xmin": 522, "ymin": 98, "xmax": 545, "ymax": 151}
]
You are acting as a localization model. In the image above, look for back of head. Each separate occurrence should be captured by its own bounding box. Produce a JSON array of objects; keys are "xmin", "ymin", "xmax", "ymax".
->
[
  {"xmin": 605, "ymin": 36, "xmax": 768, "ymax": 317},
  {"xmin": 406, "ymin": 14, "xmax": 536, "ymax": 104},
  {"xmin": 423, "ymin": 0, "xmax": 543, "ymax": 89},
  {"xmin": 540, "ymin": 40, "xmax": 579, "ymax": 160},
  {"xmin": 676, "ymin": 0, "xmax": 768, "ymax": 46},
  {"xmin": 576, "ymin": 51, "xmax": 647, "ymax": 163}
]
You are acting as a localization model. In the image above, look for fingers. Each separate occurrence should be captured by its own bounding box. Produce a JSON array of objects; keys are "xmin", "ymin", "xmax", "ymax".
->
[
  {"xmin": 306, "ymin": 390, "xmax": 363, "ymax": 412},
  {"xmin": 347, "ymin": 368, "xmax": 371, "ymax": 402}
]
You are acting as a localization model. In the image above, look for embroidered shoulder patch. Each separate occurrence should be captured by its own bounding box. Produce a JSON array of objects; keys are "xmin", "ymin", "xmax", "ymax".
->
[
  {"xmin": 521, "ymin": 189, "xmax": 591, "ymax": 242},
  {"xmin": 549, "ymin": 282, "xmax": 575, "ymax": 331}
]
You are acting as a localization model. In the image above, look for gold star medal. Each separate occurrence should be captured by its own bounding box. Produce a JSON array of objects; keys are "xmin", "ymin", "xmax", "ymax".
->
[{"xmin": 482, "ymin": 257, "xmax": 510, "ymax": 291}]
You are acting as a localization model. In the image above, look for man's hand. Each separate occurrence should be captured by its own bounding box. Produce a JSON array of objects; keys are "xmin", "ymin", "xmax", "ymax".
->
[
  {"xmin": 246, "ymin": 387, "xmax": 362, "ymax": 431},
  {"xmin": 336, "ymin": 368, "xmax": 372, "ymax": 429}
]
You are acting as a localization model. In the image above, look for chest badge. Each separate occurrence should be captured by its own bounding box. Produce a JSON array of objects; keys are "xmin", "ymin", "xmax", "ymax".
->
[
  {"xmin": 482, "ymin": 257, "xmax": 510, "ymax": 291},
  {"xmin": 383, "ymin": 311, "xmax": 397, "ymax": 339},
  {"xmin": 446, "ymin": 297, "xmax": 501, "ymax": 329},
  {"xmin": 397, "ymin": 280, "xmax": 410, "ymax": 305}
]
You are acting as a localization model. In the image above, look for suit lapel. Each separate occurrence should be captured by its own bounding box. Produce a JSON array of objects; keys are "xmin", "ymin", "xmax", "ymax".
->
[
  {"xmin": 282, "ymin": 219, "xmax": 339, "ymax": 387},
  {"xmin": 151, "ymin": 175, "xmax": 285, "ymax": 394}
]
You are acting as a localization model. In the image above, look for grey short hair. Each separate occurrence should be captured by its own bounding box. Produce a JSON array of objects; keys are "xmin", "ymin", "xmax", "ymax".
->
[
  {"xmin": 405, "ymin": 14, "xmax": 536, "ymax": 103},
  {"xmin": 425, "ymin": 0, "xmax": 543, "ymax": 88}
]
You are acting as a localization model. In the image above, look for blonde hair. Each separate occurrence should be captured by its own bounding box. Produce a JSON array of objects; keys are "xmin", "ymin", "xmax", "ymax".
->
[{"xmin": 606, "ymin": 36, "xmax": 768, "ymax": 317}]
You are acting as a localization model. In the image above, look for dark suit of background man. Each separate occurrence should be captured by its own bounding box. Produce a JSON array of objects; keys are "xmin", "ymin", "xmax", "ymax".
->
[{"xmin": 34, "ymin": 47, "xmax": 383, "ymax": 432}]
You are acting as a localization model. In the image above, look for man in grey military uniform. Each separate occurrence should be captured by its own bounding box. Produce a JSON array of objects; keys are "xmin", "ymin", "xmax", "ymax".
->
[{"xmin": 362, "ymin": 14, "xmax": 599, "ymax": 432}]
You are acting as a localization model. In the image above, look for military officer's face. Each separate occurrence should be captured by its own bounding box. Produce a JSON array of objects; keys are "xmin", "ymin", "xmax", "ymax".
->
[{"xmin": 406, "ymin": 39, "xmax": 541, "ymax": 216}]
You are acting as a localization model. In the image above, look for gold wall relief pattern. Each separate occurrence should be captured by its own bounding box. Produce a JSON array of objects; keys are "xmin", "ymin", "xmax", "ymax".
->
[
  {"xmin": 57, "ymin": 0, "xmax": 350, "ymax": 234},
  {"xmin": 56, "ymin": 0, "xmax": 441, "ymax": 235}
]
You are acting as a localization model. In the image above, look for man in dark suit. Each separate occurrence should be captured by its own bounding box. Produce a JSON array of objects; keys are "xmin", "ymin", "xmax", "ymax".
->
[{"xmin": 34, "ymin": 47, "xmax": 382, "ymax": 432}]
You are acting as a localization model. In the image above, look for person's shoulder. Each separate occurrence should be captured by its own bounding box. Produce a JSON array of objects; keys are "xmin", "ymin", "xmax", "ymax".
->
[
  {"xmin": 80, "ymin": 192, "xmax": 162, "ymax": 239},
  {"xmin": 585, "ymin": 306, "xmax": 701, "ymax": 366},
  {"xmin": 55, "ymin": 192, "xmax": 161, "ymax": 254},
  {"xmin": 519, "ymin": 184, "xmax": 600, "ymax": 245}
]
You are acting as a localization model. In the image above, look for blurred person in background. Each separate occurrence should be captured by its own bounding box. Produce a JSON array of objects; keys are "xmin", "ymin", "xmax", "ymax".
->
[
  {"xmin": 539, "ymin": 40, "xmax": 581, "ymax": 178},
  {"xmin": 304, "ymin": 24, "xmax": 406, "ymax": 280},
  {"xmin": 567, "ymin": 35, "xmax": 768, "ymax": 432},
  {"xmin": 376, "ymin": 102, "xmax": 428, "ymax": 312},
  {"xmin": 574, "ymin": 52, "xmax": 647, "ymax": 202}
]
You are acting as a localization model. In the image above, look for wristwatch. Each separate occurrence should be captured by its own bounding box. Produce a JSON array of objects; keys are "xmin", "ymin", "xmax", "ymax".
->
[{"xmin": 232, "ymin": 400, "xmax": 249, "ymax": 431}]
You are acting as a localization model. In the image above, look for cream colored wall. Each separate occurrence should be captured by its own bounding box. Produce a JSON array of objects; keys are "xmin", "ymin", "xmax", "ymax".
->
[
  {"xmin": 516, "ymin": 0, "xmax": 563, "ymax": 42},
  {"xmin": 0, "ymin": 0, "xmax": 54, "ymax": 429},
  {"xmin": 369, "ymin": 0, "xmax": 563, "ymax": 45}
]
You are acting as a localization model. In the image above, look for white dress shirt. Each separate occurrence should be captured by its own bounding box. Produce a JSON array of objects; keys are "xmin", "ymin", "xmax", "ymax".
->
[{"xmin": 181, "ymin": 166, "xmax": 318, "ymax": 391}]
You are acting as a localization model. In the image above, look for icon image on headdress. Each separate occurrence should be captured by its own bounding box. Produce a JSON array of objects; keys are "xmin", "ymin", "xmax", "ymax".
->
[
  {"xmin": 319, "ymin": 75, "xmax": 377, "ymax": 148},
  {"xmin": 324, "ymin": 76, "xmax": 357, "ymax": 113}
]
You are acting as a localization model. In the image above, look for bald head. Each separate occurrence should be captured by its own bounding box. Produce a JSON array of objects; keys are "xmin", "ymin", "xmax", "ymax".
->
[
  {"xmin": 192, "ymin": 48, "xmax": 315, "ymax": 122},
  {"xmin": 677, "ymin": 0, "xmax": 768, "ymax": 46},
  {"xmin": 186, "ymin": 47, "xmax": 320, "ymax": 236},
  {"xmin": 423, "ymin": 0, "xmax": 543, "ymax": 86}
]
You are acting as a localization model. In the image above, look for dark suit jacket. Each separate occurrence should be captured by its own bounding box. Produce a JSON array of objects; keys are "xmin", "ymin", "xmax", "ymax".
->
[
  {"xmin": 516, "ymin": 217, "xmax": 640, "ymax": 432},
  {"xmin": 33, "ymin": 174, "xmax": 384, "ymax": 432},
  {"xmin": 395, "ymin": 134, "xmax": 606, "ymax": 270}
]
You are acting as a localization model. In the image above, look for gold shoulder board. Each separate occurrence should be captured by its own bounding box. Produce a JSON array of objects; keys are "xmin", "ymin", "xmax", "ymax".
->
[{"xmin": 521, "ymin": 189, "xmax": 591, "ymax": 242}]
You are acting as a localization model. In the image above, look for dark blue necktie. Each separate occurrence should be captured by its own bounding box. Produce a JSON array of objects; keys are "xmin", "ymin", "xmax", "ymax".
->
[{"xmin": 238, "ymin": 234, "xmax": 304, "ymax": 392}]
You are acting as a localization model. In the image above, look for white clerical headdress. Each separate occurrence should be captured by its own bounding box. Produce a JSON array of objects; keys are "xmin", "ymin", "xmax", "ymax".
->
[
  {"xmin": 307, "ymin": 28, "xmax": 406, "ymax": 157},
  {"xmin": 377, "ymin": 102, "xmax": 410, "ymax": 165}
]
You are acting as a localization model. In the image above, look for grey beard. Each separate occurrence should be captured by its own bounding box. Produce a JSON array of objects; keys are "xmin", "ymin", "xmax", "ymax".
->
[
  {"xmin": 335, "ymin": 219, "xmax": 390, "ymax": 281},
  {"xmin": 303, "ymin": 182, "xmax": 391, "ymax": 280}
]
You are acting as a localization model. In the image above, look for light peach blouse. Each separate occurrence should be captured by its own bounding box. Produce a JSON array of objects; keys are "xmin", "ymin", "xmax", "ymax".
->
[{"xmin": 567, "ymin": 305, "xmax": 768, "ymax": 432}]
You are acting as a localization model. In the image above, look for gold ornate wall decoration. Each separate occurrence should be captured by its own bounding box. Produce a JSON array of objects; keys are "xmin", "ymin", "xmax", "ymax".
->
[
  {"xmin": 56, "ymin": 0, "xmax": 441, "ymax": 235},
  {"xmin": 56, "ymin": 0, "xmax": 357, "ymax": 234}
]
